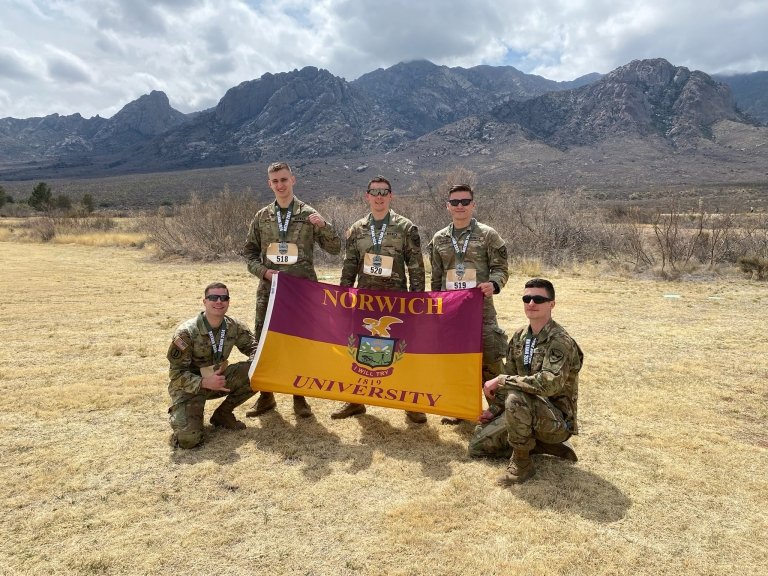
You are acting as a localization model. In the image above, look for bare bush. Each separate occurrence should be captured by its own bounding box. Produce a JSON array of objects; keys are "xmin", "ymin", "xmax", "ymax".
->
[
  {"xmin": 30, "ymin": 217, "xmax": 56, "ymax": 242},
  {"xmin": 732, "ymin": 213, "xmax": 768, "ymax": 263},
  {"xmin": 737, "ymin": 255, "xmax": 768, "ymax": 279},
  {"xmin": 142, "ymin": 189, "xmax": 260, "ymax": 260},
  {"xmin": 487, "ymin": 188, "xmax": 621, "ymax": 266},
  {"xmin": 312, "ymin": 194, "xmax": 366, "ymax": 266},
  {"xmin": 53, "ymin": 215, "xmax": 117, "ymax": 234}
]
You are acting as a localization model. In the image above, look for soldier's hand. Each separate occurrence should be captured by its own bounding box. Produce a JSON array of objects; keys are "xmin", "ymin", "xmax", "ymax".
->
[
  {"xmin": 478, "ymin": 282, "xmax": 495, "ymax": 297},
  {"xmin": 478, "ymin": 409, "xmax": 495, "ymax": 424},
  {"xmin": 264, "ymin": 270, "xmax": 276, "ymax": 282},
  {"xmin": 308, "ymin": 213, "xmax": 326, "ymax": 228},
  {"xmin": 483, "ymin": 375, "xmax": 501, "ymax": 399},
  {"xmin": 201, "ymin": 372, "xmax": 230, "ymax": 393}
]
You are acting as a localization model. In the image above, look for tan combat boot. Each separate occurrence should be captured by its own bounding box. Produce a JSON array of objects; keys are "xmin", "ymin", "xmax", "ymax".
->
[
  {"xmin": 497, "ymin": 448, "xmax": 535, "ymax": 485},
  {"xmin": 530, "ymin": 439, "xmax": 578, "ymax": 462},
  {"xmin": 246, "ymin": 392, "xmax": 277, "ymax": 417},
  {"xmin": 405, "ymin": 411, "xmax": 427, "ymax": 424},
  {"xmin": 331, "ymin": 402, "xmax": 366, "ymax": 419},
  {"xmin": 293, "ymin": 395, "xmax": 313, "ymax": 418},
  {"xmin": 210, "ymin": 405, "xmax": 247, "ymax": 430}
]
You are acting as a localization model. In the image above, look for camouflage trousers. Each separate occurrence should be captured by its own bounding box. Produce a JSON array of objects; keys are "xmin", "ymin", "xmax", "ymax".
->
[
  {"xmin": 168, "ymin": 361, "xmax": 255, "ymax": 449},
  {"xmin": 482, "ymin": 317, "xmax": 507, "ymax": 383},
  {"xmin": 468, "ymin": 389, "xmax": 571, "ymax": 458}
]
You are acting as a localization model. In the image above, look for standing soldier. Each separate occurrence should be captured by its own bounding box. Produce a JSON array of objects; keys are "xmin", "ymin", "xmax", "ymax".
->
[
  {"xmin": 427, "ymin": 184, "xmax": 509, "ymax": 424},
  {"xmin": 243, "ymin": 162, "xmax": 341, "ymax": 418},
  {"xmin": 167, "ymin": 283, "xmax": 258, "ymax": 449},
  {"xmin": 331, "ymin": 176, "xmax": 427, "ymax": 424}
]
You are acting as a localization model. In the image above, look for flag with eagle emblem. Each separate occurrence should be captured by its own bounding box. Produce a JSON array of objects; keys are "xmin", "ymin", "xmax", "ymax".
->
[{"xmin": 248, "ymin": 273, "xmax": 484, "ymax": 419}]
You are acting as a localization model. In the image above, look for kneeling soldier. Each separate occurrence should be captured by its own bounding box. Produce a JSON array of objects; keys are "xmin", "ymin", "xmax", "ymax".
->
[
  {"xmin": 469, "ymin": 278, "xmax": 583, "ymax": 484},
  {"xmin": 167, "ymin": 283, "xmax": 258, "ymax": 449}
]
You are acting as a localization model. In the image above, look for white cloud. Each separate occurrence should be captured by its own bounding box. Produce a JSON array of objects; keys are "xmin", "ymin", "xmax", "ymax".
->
[{"xmin": 0, "ymin": 0, "xmax": 766, "ymax": 119}]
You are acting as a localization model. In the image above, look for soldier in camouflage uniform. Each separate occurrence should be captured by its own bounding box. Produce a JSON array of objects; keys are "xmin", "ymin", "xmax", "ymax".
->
[
  {"xmin": 427, "ymin": 184, "xmax": 509, "ymax": 424},
  {"xmin": 243, "ymin": 162, "xmax": 341, "ymax": 418},
  {"xmin": 331, "ymin": 176, "xmax": 428, "ymax": 423},
  {"xmin": 167, "ymin": 283, "xmax": 258, "ymax": 449},
  {"xmin": 469, "ymin": 278, "xmax": 583, "ymax": 484}
]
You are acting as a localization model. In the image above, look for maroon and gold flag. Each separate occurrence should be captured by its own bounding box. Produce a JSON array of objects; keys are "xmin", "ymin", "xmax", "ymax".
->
[{"xmin": 248, "ymin": 273, "xmax": 484, "ymax": 420}]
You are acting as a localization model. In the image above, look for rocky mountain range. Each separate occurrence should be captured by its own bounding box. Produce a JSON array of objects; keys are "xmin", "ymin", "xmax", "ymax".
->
[{"xmin": 1, "ymin": 57, "xmax": 766, "ymax": 207}]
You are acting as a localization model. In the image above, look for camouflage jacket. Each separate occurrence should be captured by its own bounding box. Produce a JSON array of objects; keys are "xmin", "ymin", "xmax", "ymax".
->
[
  {"xmin": 495, "ymin": 319, "xmax": 583, "ymax": 433},
  {"xmin": 167, "ymin": 313, "xmax": 258, "ymax": 396},
  {"xmin": 340, "ymin": 209, "xmax": 425, "ymax": 291},
  {"xmin": 243, "ymin": 196, "xmax": 341, "ymax": 281},
  {"xmin": 427, "ymin": 219, "xmax": 508, "ymax": 316}
]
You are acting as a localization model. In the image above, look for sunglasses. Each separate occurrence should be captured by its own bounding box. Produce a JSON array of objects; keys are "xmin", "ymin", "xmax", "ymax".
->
[
  {"xmin": 448, "ymin": 198, "xmax": 473, "ymax": 207},
  {"xmin": 205, "ymin": 294, "xmax": 230, "ymax": 302},
  {"xmin": 366, "ymin": 188, "xmax": 391, "ymax": 196},
  {"xmin": 522, "ymin": 295, "xmax": 553, "ymax": 304}
]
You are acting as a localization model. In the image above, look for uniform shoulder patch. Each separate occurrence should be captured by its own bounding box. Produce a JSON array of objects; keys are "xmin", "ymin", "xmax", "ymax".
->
[
  {"xmin": 549, "ymin": 346, "xmax": 565, "ymax": 364},
  {"xmin": 173, "ymin": 336, "xmax": 189, "ymax": 351}
]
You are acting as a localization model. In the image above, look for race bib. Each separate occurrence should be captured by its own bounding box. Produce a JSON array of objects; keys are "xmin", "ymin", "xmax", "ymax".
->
[
  {"xmin": 446, "ymin": 268, "xmax": 477, "ymax": 290},
  {"xmin": 266, "ymin": 242, "xmax": 298, "ymax": 265},
  {"xmin": 363, "ymin": 253, "xmax": 394, "ymax": 277}
]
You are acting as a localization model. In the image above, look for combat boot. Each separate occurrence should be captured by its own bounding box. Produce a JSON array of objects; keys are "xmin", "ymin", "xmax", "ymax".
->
[
  {"xmin": 405, "ymin": 411, "xmax": 427, "ymax": 424},
  {"xmin": 246, "ymin": 392, "xmax": 277, "ymax": 417},
  {"xmin": 293, "ymin": 395, "xmax": 313, "ymax": 418},
  {"xmin": 210, "ymin": 405, "xmax": 247, "ymax": 430},
  {"xmin": 440, "ymin": 417, "xmax": 463, "ymax": 425},
  {"xmin": 331, "ymin": 402, "xmax": 366, "ymax": 419},
  {"xmin": 497, "ymin": 448, "xmax": 535, "ymax": 485},
  {"xmin": 530, "ymin": 439, "xmax": 578, "ymax": 462}
]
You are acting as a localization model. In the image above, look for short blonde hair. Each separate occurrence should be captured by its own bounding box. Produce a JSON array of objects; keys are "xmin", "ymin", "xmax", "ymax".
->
[{"xmin": 268, "ymin": 162, "xmax": 292, "ymax": 174}]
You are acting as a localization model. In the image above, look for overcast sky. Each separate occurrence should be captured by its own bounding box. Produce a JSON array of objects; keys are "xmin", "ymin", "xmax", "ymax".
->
[{"xmin": 1, "ymin": 0, "xmax": 767, "ymax": 120}]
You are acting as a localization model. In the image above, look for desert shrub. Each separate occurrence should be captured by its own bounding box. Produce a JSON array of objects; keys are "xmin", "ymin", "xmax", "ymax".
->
[
  {"xmin": 487, "ymin": 188, "xmax": 622, "ymax": 266},
  {"xmin": 142, "ymin": 188, "xmax": 260, "ymax": 260},
  {"xmin": 0, "ymin": 202, "xmax": 34, "ymax": 217},
  {"xmin": 30, "ymin": 217, "xmax": 56, "ymax": 242},
  {"xmin": 311, "ymin": 194, "xmax": 365, "ymax": 266},
  {"xmin": 731, "ymin": 213, "xmax": 768, "ymax": 264},
  {"xmin": 53, "ymin": 215, "xmax": 117, "ymax": 233},
  {"xmin": 737, "ymin": 255, "xmax": 768, "ymax": 280}
]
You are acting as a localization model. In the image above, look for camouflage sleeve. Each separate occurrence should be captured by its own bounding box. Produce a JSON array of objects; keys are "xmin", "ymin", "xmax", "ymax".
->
[
  {"xmin": 243, "ymin": 215, "xmax": 268, "ymax": 280},
  {"xmin": 486, "ymin": 229, "xmax": 509, "ymax": 291},
  {"xmin": 405, "ymin": 225, "xmax": 426, "ymax": 292},
  {"xmin": 427, "ymin": 239, "xmax": 444, "ymax": 291},
  {"xmin": 499, "ymin": 338, "xmax": 575, "ymax": 398},
  {"xmin": 313, "ymin": 211, "xmax": 342, "ymax": 256},
  {"xmin": 234, "ymin": 321, "xmax": 259, "ymax": 361},
  {"xmin": 339, "ymin": 227, "xmax": 360, "ymax": 287},
  {"xmin": 167, "ymin": 330, "xmax": 202, "ymax": 395}
]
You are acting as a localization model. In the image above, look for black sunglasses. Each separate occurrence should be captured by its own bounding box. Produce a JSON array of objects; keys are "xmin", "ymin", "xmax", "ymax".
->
[
  {"xmin": 522, "ymin": 295, "xmax": 553, "ymax": 304},
  {"xmin": 448, "ymin": 198, "xmax": 473, "ymax": 207},
  {"xmin": 205, "ymin": 294, "xmax": 230, "ymax": 302},
  {"xmin": 366, "ymin": 188, "xmax": 391, "ymax": 196}
]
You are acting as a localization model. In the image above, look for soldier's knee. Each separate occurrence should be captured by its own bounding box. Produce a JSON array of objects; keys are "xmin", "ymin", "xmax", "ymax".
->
[
  {"xmin": 504, "ymin": 389, "xmax": 528, "ymax": 411},
  {"xmin": 176, "ymin": 430, "xmax": 203, "ymax": 449}
]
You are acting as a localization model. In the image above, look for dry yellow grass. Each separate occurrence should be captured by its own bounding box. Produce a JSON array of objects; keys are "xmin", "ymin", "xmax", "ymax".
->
[{"xmin": 0, "ymin": 241, "xmax": 766, "ymax": 576}]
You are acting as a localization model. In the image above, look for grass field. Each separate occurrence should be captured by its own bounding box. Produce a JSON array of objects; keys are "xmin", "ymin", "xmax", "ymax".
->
[{"xmin": 0, "ymin": 241, "xmax": 766, "ymax": 575}]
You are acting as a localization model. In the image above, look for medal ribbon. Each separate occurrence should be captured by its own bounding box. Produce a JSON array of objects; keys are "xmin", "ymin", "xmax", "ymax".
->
[
  {"xmin": 275, "ymin": 200, "xmax": 294, "ymax": 242},
  {"xmin": 202, "ymin": 314, "xmax": 227, "ymax": 364},
  {"xmin": 368, "ymin": 213, "xmax": 390, "ymax": 255},
  {"xmin": 449, "ymin": 219, "xmax": 475, "ymax": 266},
  {"xmin": 523, "ymin": 336, "xmax": 537, "ymax": 374}
]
